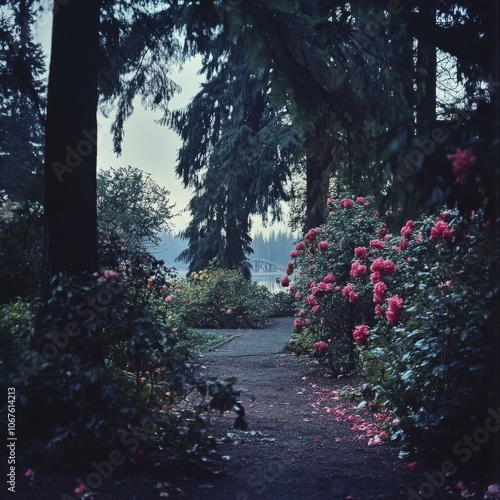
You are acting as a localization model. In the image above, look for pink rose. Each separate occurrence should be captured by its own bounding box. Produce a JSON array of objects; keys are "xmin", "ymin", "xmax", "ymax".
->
[
  {"xmin": 323, "ymin": 273, "xmax": 335, "ymax": 283},
  {"xmin": 312, "ymin": 305, "xmax": 321, "ymax": 314},
  {"xmin": 74, "ymin": 484, "xmax": 87, "ymax": 495},
  {"xmin": 353, "ymin": 324, "xmax": 370, "ymax": 346},
  {"xmin": 318, "ymin": 240, "xmax": 329, "ymax": 251},
  {"xmin": 165, "ymin": 294, "xmax": 174, "ymax": 302},
  {"xmin": 226, "ymin": 308, "xmax": 233, "ymax": 314},
  {"xmin": 354, "ymin": 247, "xmax": 367, "ymax": 261},
  {"xmin": 373, "ymin": 281, "xmax": 387, "ymax": 304},
  {"xmin": 430, "ymin": 220, "xmax": 454, "ymax": 242},
  {"xmin": 313, "ymin": 341, "xmax": 328, "ymax": 353},
  {"xmin": 24, "ymin": 469, "xmax": 35, "ymax": 479},
  {"xmin": 386, "ymin": 295, "xmax": 404, "ymax": 325},
  {"xmin": 382, "ymin": 260, "xmax": 396, "ymax": 274},
  {"xmin": 350, "ymin": 261, "xmax": 367, "ymax": 278},
  {"xmin": 447, "ymin": 147, "xmax": 476, "ymax": 185},
  {"xmin": 356, "ymin": 196, "xmax": 365, "ymax": 204},
  {"xmin": 307, "ymin": 295, "xmax": 318, "ymax": 307},
  {"xmin": 296, "ymin": 241, "xmax": 306, "ymax": 250},
  {"xmin": 348, "ymin": 291, "xmax": 359, "ymax": 303},
  {"xmin": 339, "ymin": 198, "xmax": 354, "ymax": 208},
  {"xmin": 281, "ymin": 276, "xmax": 290, "ymax": 287},
  {"xmin": 290, "ymin": 250, "xmax": 299, "ymax": 258},
  {"xmin": 370, "ymin": 239, "xmax": 386, "ymax": 250},
  {"xmin": 401, "ymin": 226, "xmax": 412, "ymax": 238},
  {"xmin": 293, "ymin": 318, "xmax": 303, "ymax": 331}
]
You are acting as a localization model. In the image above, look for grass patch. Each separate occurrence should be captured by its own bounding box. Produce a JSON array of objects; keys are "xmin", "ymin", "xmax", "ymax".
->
[{"xmin": 175, "ymin": 329, "xmax": 233, "ymax": 356}]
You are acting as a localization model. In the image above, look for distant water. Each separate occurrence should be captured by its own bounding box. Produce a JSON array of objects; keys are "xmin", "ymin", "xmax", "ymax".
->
[{"xmin": 252, "ymin": 272, "xmax": 285, "ymax": 294}]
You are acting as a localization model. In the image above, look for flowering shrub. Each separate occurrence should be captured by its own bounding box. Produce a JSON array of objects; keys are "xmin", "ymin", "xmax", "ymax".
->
[
  {"xmin": 287, "ymin": 193, "xmax": 499, "ymax": 471},
  {"xmin": 361, "ymin": 210, "xmax": 499, "ymax": 463},
  {"xmin": 285, "ymin": 195, "xmax": 385, "ymax": 374},
  {"xmin": 0, "ymin": 243, "xmax": 244, "ymax": 468},
  {"xmin": 169, "ymin": 265, "xmax": 273, "ymax": 328}
]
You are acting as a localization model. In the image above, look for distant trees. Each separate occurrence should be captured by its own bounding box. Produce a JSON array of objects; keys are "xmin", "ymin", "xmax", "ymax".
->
[
  {"xmin": 251, "ymin": 231, "xmax": 298, "ymax": 268},
  {"xmin": 97, "ymin": 165, "xmax": 174, "ymax": 253}
]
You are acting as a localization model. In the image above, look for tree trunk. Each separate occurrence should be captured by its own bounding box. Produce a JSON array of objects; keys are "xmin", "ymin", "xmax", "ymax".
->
[
  {"xmin": 305, "ymin": 152, "xmax": 327, "ymax": 231},
  {"xmin": 42, "ymin": 0, "xmax": 100, "ymax": 297},
  {"xmin": 415, "ymin": 0, "xmax": 437, "ymax": 136}
]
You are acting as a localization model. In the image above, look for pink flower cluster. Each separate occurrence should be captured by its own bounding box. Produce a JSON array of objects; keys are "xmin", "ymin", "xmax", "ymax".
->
[
  {"xmin": 97, "ymin": 269, "xmax": 119, "ymax": 283},
  {"xmin": 369, "ymin": 239, "xmax": 385, "ymax": 250},
  {"xmin": 339, "ymin": 198, "xmax": 354, "ymax": 208},
  {"xmin": 313, "ymin": 340, "xmax": 328, "ymax": 353},
  {"xmin": 350, "ymin": 260, "xmax": 367, "ymax": 278},
  {"xmin": 400, "ymin": 220, "xmax": 414, "ymax": 239},
  {"xmin": 386, "ymin": 295, "xmax": 404, "ymax": 325},
  {"xmin": 354, "ymin": 246, "xmax": 367, "ymax": 261},
  {"xmin": 373, "ymin": 281, "xmax": 387, "ymax": 304},
  {"xmin": 305, "ymin": 227, "xmax": 321, "ymax": 243},
  {"xmin": 430, "ymin": 220, "xmax": 454, "ymax": 242},
  {"xmin": 369, "ymin": 257, "xmax": 396, "ymax": 283},
  {"xmin": 353, "ymin": 324, "xmax": 369, "ymax": 346},
  {"xmin": 318, "ymin": 240, "xmax": 329, "ymax": 251},
  {"xmin": 447, "ymin": 147, "xmax": 476, "ymax": 185},
  {"xmin": 342, "ymin": 283, "xmax": 359, "ymax": 303}
]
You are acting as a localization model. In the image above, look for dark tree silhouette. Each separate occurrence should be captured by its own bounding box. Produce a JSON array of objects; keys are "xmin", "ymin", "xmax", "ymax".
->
[{"xmin": 42, "ymin": 0, "xmax": 100, "ymax": 294}]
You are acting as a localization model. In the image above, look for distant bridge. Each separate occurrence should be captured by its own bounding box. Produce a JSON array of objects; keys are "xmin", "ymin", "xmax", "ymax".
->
[{"xmin": 249, "ymin": 258, "xmax": 285, "ymax": 273}]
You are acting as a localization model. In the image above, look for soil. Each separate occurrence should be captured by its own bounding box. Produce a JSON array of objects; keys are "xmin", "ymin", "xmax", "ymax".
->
[{"xmin": 2, "ymin": 318, "xmax": 486, "ymax": 500}]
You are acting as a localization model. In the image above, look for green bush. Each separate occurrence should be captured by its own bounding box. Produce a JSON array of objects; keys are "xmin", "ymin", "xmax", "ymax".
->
[
  {"xmin": 271, "ymin": 291, "xmax": 296, "ymax": 317},
  {"xmin": 0, "ymin": 298, "xmax": 35, "ymax": 357},
  {"xmin": 169, "ymin": 265, "xmax": 273, "ymax": 328},
  {"xmin": 0, "ymin": 249, "xmax": 243, "ymax": 468}
]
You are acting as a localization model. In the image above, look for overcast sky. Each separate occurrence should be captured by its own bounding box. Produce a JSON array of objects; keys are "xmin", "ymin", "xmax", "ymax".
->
[{"xmin": 35, "ymin": 10, "xmax": 289, "ymax": 237}]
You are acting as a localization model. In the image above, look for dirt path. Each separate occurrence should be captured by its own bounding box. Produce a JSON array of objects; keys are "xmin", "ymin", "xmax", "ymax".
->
[
  {"xmin": 175, "ymin": 318, "xmax": 461, "ymax": 500},
  {"xmin": 4, "ymin": 318, "xmax": 467, "ymax": 499}
]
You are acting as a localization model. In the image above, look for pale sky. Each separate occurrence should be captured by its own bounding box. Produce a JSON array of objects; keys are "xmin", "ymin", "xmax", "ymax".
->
[{"xmin": 35, "ymin": 9, "xmax": 289, "ymax": 237}]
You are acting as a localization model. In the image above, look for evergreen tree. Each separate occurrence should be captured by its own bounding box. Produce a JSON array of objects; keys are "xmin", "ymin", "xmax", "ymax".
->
[
  {"xmin": 0, "ymin": 0, "xmax": 46, "ymax": 201},
  {"xmin": 173, "ymin": 46, "xmax": 300, "ymax": 277}
]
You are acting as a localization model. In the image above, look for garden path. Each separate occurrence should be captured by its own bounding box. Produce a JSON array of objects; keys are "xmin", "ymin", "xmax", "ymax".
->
[{"xmin": 177, "ymin": 317, "xmax": 462, "ymax": 500}]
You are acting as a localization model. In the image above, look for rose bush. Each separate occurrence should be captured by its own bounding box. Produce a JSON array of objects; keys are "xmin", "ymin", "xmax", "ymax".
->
[
  {"xmin": 286, "ymin": 193, "xmax": 499, "ymax": 471},
  {"xmin": 284, "ymin": 195, "xmax": 385, "ymax": 374}
]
